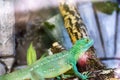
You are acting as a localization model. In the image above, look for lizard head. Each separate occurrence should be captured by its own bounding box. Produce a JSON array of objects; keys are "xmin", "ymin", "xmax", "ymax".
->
[
  {"xmin": 71, "ymin": 38, "xmax": 94, "ymax": 60},
  {"xmin": 74, "ymin": 38, "xmax": 94, "ymax": 51}
]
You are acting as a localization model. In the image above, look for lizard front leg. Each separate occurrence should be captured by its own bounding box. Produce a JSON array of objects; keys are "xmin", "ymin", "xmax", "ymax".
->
[{"xmin": 71, "ymin": 63, "xmax": 88, "ymax": 80}]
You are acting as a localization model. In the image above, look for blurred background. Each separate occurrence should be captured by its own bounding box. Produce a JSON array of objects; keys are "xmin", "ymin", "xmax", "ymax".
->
[
  {"xmin": 0, "ymin": 0, "xmax": 120, "ymax": 76},
  {"xmin": 14, "ymin": 0, "xmax": 120, "ymax": 68}
]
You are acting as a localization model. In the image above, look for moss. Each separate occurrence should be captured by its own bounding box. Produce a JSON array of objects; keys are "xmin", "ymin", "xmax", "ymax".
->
[{"xmin": 44, "ymin": 22, "xmax": 55, "ymax": 30}]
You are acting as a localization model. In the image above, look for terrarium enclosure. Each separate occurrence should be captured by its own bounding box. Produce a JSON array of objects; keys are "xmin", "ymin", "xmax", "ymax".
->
[{"xmin": 0, "ymin": 0, "xmax": 120, "ymax": 80}]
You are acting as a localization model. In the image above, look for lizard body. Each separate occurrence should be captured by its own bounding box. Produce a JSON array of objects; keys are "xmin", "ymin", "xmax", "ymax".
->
[{"xmin": 0, "ymin": 38, "xmax": 93, "ymax": 80}]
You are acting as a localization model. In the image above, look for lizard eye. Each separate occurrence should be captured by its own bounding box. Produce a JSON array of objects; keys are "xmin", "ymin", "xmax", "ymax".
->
[
  {"xmin": 86, "ymin": 38, "xmax": 89, "ymax": 42},
  {"xmin": 86, "ymin": 39, "xmax": 90, "ymax": 43}
]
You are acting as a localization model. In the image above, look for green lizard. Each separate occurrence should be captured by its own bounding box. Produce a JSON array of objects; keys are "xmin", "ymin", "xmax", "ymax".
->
[{"xmin": 0, "ymin": 38, "xmax": 93, "ymax": 80}]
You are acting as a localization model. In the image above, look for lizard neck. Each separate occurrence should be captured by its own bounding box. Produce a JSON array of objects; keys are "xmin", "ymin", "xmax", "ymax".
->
[{"xmin": 70, "ymin": 46, "xmax": 84, "ymax": 61}]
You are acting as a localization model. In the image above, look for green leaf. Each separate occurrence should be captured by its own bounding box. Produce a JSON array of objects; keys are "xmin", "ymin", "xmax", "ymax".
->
[
  {"xmin": 94, "ymin": 1, "xmax": 119, "ymax": 14},
  {"xmin": 27, "ymin": 42, "xmax": 37, "ymax": 65}
]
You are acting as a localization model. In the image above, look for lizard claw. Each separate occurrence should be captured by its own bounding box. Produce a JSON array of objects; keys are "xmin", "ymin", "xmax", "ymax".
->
[
  {"xmin": 81, "ymin": 72, "xmax": 92, "ymax": 80},
  {"xmin": 82, "ymin": 71, "xmax": 92, "ymax": 76}
]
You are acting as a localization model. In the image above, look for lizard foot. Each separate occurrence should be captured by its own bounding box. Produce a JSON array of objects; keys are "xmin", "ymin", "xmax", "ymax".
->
[{"xmin": 81, "ymin": 75, "xmax": 88, "ymax": 80}]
